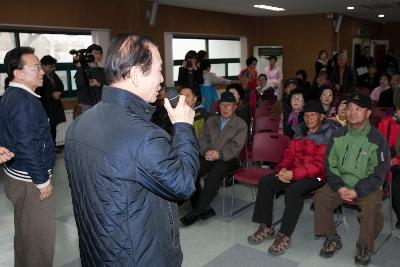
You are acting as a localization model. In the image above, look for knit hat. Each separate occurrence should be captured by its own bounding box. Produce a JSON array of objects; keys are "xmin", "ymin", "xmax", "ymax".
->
[
  {"xmin": 303, "ymin": 99, "xmax": 325, "ymax": 114},
  {"xmin": 219, "ymin": 91, "xmax": 236, "ymax": 103}
]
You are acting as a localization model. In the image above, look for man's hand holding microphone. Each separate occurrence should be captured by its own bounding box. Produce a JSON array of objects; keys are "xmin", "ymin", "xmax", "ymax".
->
[{"xmin": 164, "ymin": 90, "xmax": 195, "ymax": 125}]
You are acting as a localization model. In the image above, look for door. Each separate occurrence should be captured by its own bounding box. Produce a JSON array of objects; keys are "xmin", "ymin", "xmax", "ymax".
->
[{"xmin": 371, "ymin": 40, "xmax": 389, "ymax": 69}]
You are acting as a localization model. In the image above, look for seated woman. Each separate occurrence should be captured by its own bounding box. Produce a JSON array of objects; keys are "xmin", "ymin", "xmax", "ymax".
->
[
  {"xmin": 328, "ymin": 95, "xmax": 350, "ymax": 127},
  {"xmin": 320, "ymin": 86, "xmax": 336, "ymax": 117},
  {"xmin": 378, "ymin": 100, "xmax": 400, "ymax": 228},
  {"xmin": 370, "ymin": 73, "xmax": 391, "ymax": 105},
  {"xmin": 247, "ymin": 100, "xmax": 333, "ymax": 255},
  {"xmin": 283, "ymin": 88, "xmax": 305, "ymax": 138},
  {"xmin": 179, "ymin": 87, "xmax": 208, "ymax": 137}
]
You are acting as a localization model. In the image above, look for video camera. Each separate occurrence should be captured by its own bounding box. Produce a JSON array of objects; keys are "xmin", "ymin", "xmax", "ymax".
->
[{"xmin": 69, "ymin": 49, "xmax": 95, "ymax": 67}]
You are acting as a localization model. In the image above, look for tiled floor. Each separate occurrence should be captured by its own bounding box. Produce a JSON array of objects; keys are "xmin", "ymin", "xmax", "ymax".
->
[{"xmin": 0, "ymin": 154, "xmax": 399, "ymax": 267}]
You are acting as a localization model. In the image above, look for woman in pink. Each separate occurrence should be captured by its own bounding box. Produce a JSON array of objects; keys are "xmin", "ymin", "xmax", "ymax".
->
[
  {"xmin": 370, "ymin": 73, "xmax": 391, "ymax": 104},
  {"xmin": 264, "ymin": 55, "xmax": 283, "ymax": 100}
]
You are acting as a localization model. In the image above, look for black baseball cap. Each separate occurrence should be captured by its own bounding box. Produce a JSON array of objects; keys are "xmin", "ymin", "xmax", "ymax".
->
[{"xmin": 345, "ymin": 93, "xmax": 372, "ymax": 109}]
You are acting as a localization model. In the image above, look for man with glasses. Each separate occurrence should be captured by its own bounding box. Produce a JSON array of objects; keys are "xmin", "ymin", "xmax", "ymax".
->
[
  {"xmin": 0, "ymin": 47, "xmax": 55, "ymax": 267},
  {"xmin": 75, "ymin": 44, "xmax": 108, "ymax": 113}
]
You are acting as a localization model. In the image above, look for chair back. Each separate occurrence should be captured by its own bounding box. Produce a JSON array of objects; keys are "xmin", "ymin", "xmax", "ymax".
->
[
  {"xmin": 255, "ymin": 105, "xmax": 272, "ymax": 118},
  {"xmin": 254, "ymin": 116, "xmax": 279, "ymax": 133},
  {"xmin": 210, "ymin": 102, "xmax": 219, "ymax": 115},
  {"xmin": 251, "ymin": 132, "xmax": 289, "ymax": 163},
  {"xmin": 370, "ymin": 107, "xmax": 393, "ymax": 127}
]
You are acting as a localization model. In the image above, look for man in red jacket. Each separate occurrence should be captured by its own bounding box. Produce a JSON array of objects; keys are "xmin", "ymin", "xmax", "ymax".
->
[{"xmin": 247, "ymin": 99, "xmax": 334, "ymax": 255}]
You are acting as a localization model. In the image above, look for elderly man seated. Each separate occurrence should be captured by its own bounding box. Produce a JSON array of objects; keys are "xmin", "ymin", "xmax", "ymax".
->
[
  {"xmin": 314, "ymin": 93, "xmax": 390, "ymax": 266},
  {"xmin": 247, "ymin": 100, "xmax": 333, "ymax": 256},
  {"xmin": 181, "ymin": 91, "xmax": 247, "ymax": 226}
]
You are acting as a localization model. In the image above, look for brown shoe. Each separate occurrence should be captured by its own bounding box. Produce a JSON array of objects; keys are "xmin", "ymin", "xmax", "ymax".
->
[
  {"xmin": 247, "ymin": 224, "xmax": 275, "ymax": 245},
  {"xmin": 268, "ymin": 232, "xmax": 291, "ymax": 255}
]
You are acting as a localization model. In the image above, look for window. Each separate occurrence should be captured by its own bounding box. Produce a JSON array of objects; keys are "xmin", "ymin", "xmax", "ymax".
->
[
  {"xmin": 172, "ymin": 37, "xmax": 241, "ymax": 83},
  {"xmin": 0, "ymin": 30, "xmax": 92, "ymax": 97}
]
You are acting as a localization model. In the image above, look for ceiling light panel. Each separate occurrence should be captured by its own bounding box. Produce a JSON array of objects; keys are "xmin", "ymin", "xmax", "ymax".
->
[{"xmin": 254, "ymin": 4, "xmax": 285, "ymax": 12}]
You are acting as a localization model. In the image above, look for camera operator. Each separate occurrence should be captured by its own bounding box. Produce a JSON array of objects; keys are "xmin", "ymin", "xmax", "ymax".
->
[
  {"xmin": 74, "ymin": 44, "xmax": 108, "ymax": 113},
  {"xmin": 177, "ymin": 50, "xmax": 204, "ymax": 93}
]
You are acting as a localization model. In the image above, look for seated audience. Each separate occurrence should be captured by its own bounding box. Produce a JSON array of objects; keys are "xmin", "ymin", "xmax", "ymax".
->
[
  {"xmin": 328, "ymin": 95, "xmax": 350, "ymax": 127},
  {"xmin": 151, "ymin": 87, "xmax": 172, "ymax": 134},
  {"xmin": 227, "ymin": 84, "xmax": 251, "ymax": 127},
  {"xmin": 314, "ymin": 93, "xmax": 390, "ymax": 266},
  {"xmin": 370, "ymin": 73, "xmax": 391, "ymax": 104},
  {"xmin": 283, "ymin": 88, "xmax": 305, "ymax": 138},
  {"xmin": 181, "ymin": 92, "xmax": 247, "ymax": 226},
  {"xmin": 359, "ymin": 64, "xmax": 379, "ymax": 91},
  {"xmin": 258, "ymin": 74, "xmax": 275, "ymax": 100},
  {"xmin": 378, "ymin": 99, "xmax": 400, "ymax": 228},
  {"xmin": 320, "ymin": 86, "xmax": 336, "ymax": 117},
  {"xmin": 308, "ymin": 71, "xmax": 330, "ymax": 100},
  {"xmin": 296, "ymin": 69, "xmax": 311, "ymax": 88},
  {"xmin": 179, "ymin": 87, "xmax": 208, "ymax": 137},
  {"xmin": 247, "ymin": 100, "xmax": 332, "ymax": 255}
]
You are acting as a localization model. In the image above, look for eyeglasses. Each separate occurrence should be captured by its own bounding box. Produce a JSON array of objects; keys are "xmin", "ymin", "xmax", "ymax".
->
[
  {"xmin": 19, "ymin": 65, "xmax": 42, "ymax": 73},
  {"xmin": 322, "ymin": 92, "xmax": 333, "ymax": 96}
]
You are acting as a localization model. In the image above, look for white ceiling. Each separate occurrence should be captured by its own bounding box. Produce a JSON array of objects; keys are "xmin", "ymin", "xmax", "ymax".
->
[{"xmin": 151, "ymin": 0, "xmax": 400, "ymax": 23}]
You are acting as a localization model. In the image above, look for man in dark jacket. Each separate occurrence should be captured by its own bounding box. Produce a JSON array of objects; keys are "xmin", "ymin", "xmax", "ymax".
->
[
  {"xmin": 247, "ymin": 100, "xmax": 332, "ymax": 256},
  {"xmin": 64, "ymin": 34, "xmax": 199, "ymax": 267},
  {"xmin": 0, "ymin": 47, "xmax": 55, "ymax": 267},
  {"xmin": 181, "ymin": 91, "xmax": 247, "ymax": 226},
  {"xmin": 314, "ymin": 93, "xmax": 390, "ymax": 266}
]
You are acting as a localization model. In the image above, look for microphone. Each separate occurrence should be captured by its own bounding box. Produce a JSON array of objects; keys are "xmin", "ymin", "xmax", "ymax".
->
[{"xmin": 165, "ymin": 89, "xmax": 179, "ymax": 108}]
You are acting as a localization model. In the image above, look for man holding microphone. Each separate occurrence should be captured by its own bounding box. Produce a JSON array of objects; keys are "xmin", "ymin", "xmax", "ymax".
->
[{"xmin": 64, "ymin": 33, "xmax": 199, "ymax": 267}]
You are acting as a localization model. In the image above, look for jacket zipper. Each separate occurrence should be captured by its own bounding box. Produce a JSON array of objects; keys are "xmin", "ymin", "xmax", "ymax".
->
[{"xmin": 341, "ymin": 144, "xmax": 349, "ymax": 166}]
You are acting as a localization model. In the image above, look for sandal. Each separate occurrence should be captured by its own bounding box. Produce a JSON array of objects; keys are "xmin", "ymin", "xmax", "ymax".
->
[
  {"xmin": 268, "ymin": 232, "xmax": 291, "ymax": 255},
  {"xmin": 247, "ymin": 224, "xmax": 275, "ymax": 245}
]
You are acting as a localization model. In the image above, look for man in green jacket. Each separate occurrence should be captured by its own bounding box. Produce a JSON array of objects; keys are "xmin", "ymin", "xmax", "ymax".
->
[{"xmin": 314, "ymin": 93, "xmax": 390, "ymax": 266}]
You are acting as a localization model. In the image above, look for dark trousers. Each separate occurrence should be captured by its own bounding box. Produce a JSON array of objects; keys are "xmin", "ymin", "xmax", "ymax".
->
[
  {"xmin": 252, "ymin": 173, "xmax": 324, "ymax": 236},
  {"xmin": 391, "ymin": 166, "xmax": 400, "ymax": 222},
  {"xmin": 314, "ymin": 184, "xmax": 383, "ymax": 250},
  {"xmin": 190, "ymin": 156, "xmax": 239, "ymax": 213},
  {"xmin": 4, "ymin": 175, "xmax": 55, "ymax": 267}
]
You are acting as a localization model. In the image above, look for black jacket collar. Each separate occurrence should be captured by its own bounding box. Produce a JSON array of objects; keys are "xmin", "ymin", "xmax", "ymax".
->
[{"xmin": 101, "ymin": 86, "xmax": 156, "ymax": 120}]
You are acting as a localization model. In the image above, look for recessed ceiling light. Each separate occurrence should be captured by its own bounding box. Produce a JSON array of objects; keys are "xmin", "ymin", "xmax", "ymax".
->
[
  {"xmin": 346, "ymin": 6, "xmax": 355, "ymax": 10},
  {"xmin": 378, "ymin": 14, "xmax": 385, "ymax": 18},
  {"xmin": 254, "ymin": 4, "xmax": 285, "ymax": 12}
]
